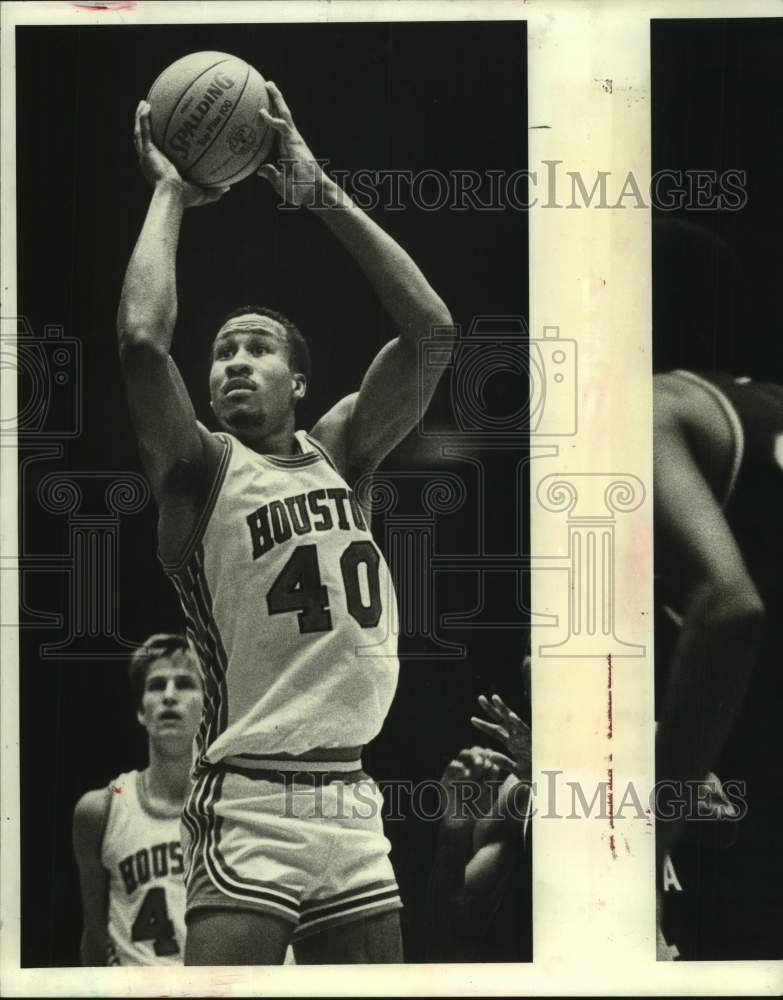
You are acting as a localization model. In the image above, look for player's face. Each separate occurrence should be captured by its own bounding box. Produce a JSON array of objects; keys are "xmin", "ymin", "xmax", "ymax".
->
[
  {"xmin": 209, "ymin": 315, "xmax": 302, "ymax": 435},
  {"xmin": 137, "ymin": 650, "xmax": 203, "ymax": 752}
]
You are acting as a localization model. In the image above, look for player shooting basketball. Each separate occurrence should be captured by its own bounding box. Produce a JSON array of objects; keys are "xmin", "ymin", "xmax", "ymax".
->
[{"xmin": 118, "ymin": 82, "xmax": 453, "ymax": 965}]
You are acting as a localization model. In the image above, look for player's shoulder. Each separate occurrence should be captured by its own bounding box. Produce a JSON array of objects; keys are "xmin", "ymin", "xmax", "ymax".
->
[
  {"xmin": 654, "ymin": 370, "xmax": 730, "ymax": 433},
  {"xmin": 156, "ymin": 421, "xmax": 225, "ymax": 493},
  {"xmin": 74, "ymin": 787, "xmax": 112, "ymax": 819},
  {"xmin": 73, "ymin": 787, "xmax": 113, "ymax": 852},
  {"xmin": 654, "ymin": 370, "xmax": 699, "ymax": 412}
]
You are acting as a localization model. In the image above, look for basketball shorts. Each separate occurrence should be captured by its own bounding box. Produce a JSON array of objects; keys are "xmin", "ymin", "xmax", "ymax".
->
[{"xmin": 181, "ymin": 759, "xmax": 402, "ymax": 941}]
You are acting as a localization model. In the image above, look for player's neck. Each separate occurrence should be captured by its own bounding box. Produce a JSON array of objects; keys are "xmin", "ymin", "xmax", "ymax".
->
[
  {"xmin": 143, "ymin": 747, "xmax": 193, "ymax": 807},
  {"xmin": 235, "ymin": 415, "xmax": 298, "ymax": 456}
]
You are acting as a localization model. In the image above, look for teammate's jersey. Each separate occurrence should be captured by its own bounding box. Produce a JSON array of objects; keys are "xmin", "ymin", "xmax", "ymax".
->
[
  {"xmin": 163, "ymin": 430, "xmax": 399, "ymax": 768},
  {"xmin": 100, "ymin": 770, "xmax": 186, "ymax": 966}
]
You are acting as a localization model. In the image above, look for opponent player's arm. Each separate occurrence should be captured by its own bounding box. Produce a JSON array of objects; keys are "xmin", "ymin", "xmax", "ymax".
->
[
  {"xmin": 653, "ymin": 373, "xmax": 764, "ymax": 855},
  {"xmin": 117, "ymin": 102, "xmax": 225, "ymax": 500},
  {"xmin": 425, "ymin": 751, "xmax": 516, "ymax": 960},
  {"xmin": 72, "ymin": 790, "xmax": 111, "ymax": 966},
  {"xmin": 257, "ymin": 84, "xmax": 454, "ymax": 479}
]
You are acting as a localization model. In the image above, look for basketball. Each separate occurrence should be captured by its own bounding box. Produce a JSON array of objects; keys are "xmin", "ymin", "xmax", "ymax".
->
[{"xmin": 147, "ymin": 51, "xmax": 275, "ymax": 188}]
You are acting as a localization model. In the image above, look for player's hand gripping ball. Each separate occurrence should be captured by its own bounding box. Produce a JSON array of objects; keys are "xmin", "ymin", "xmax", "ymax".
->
[{"xmin": 147, "ymin": 51, "xmax": 275, "ymax": 187}]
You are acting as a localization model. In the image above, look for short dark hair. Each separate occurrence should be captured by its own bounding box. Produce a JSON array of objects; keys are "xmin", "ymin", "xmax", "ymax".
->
[
  {"xmin": 218, "ymin": 305, "xmax": 311, "ymax": 381},
  {"xmin": 128, "ymin": 633, "xmax": 199, "ymax": 710}
]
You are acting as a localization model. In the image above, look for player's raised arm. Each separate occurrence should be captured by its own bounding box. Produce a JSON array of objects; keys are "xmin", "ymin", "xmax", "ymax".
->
[
  {"xmin": 653, "ymin": 372, "xmax": 764, "ymax": 856},
  {"xmin": 256, "ymin": 82, "xmax": 454, "ymax": 482},
  {"xmin": 117, "ymin": 101, "xmax": 226, "ymax": 501},
  {"xmin": 72, "ymin": 789, "xmax": 112, "ymax": 966}
]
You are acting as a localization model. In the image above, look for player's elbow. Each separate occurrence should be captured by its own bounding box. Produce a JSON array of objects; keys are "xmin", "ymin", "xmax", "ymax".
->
[
  {"xmin": 403, "ymin": 300, "xmax": 453, "ymax": 350},
  {"xmin": 689, "ymin": 581, "xmax": 765, "ymax": 641},
  {"xmin": 117, "ymin": 326, "xmax": 170, "ymax": 366},
  {"xmin": 423, "ymin": 300, "xmax": 454, "ymax": 340}
]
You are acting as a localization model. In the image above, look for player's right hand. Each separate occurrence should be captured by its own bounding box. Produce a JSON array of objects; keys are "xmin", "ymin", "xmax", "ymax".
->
[{"xmin": 133, "ymin": 101, "xmax": 229, "ymax": 208}]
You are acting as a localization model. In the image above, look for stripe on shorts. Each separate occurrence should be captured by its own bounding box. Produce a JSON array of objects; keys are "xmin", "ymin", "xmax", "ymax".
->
[
  {"xmin": 193, "ymin": 769, "xmax": 301, "ymax": 920},
  {"xmin": 297, "ymin": 879, "xmax": 401, "ymax": 932},
  {"xmin": 226, "ymin": 755, "xmax": 362, "ymax": 772}
]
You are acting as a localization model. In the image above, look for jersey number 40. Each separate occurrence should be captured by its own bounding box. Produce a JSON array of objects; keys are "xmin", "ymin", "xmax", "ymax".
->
[{"xmin": 267, "ymin": 541, "xmax": 382, "ymax": 634}]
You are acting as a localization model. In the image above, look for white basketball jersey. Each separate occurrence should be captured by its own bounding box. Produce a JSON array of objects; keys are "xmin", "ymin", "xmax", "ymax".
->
[
  {"xmin": 163, "ymin": 431, "xmax": 399, "ymax": 767},
  {"xmin": 100, "ymin": 770, "xmax": 186, "ymax": 966}
]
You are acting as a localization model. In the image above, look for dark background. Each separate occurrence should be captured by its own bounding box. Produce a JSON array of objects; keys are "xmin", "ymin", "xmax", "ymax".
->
[
  {"xmin": 652, "ymin": 18, "xmax": 783, "ymax": 379},
  {"xmin": 652, "ymin": 18, "xmax": 783, "ymax": 959},
  {"xmin": 16, "ymin": 21, "xmax": 529, "ymax": 966}
]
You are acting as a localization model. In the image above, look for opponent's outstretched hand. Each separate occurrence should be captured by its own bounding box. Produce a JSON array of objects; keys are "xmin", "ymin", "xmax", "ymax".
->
[
  {"xmin": 133, "ymin": 101, "xmax": 229, "ymax": 208},
  {"xmin": 471, "ymin": 694, "xmax": 532, "ymax": 781},
  {"xmin": 257, "ymin": 82, "xmax": 331, "ymax": 206}
]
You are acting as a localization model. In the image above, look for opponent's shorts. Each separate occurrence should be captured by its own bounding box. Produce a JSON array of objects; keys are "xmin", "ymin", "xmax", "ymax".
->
[{"xmin": 181, "ymin": 759, "xmax": 402, "ymax": 941}]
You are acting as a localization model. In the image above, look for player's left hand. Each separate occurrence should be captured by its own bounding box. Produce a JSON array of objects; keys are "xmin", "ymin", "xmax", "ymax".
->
[
  {"xmin": 470, "ymin": 694, "xmax": 532, "ymax": 781},
  {"xmin": 440, "ymin": 746, "xmax": 516, "ymax": 826},
  {"xmin": 256, "ymin": 82, "xmax": 329, "ymax": 207}
]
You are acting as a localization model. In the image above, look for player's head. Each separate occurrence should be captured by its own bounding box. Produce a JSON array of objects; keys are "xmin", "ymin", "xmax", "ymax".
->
[
  {"xmin": 129, "ymin": 634, "xmax": 203, "ymax": 755},
  {"xmin": 209, "ymin": 306, "xmax": 310, "ymax": 438}
]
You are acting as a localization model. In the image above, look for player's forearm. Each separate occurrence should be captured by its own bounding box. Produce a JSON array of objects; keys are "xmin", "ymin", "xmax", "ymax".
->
[
  {"xmin": 424, "ymin": 821, "xmax": 476, "ymax": 958},
  {"xmin": 80, "ymin": 931, "xmax": 108, "ymax": 966},
  {"xmin": 117, "ymin": 180, "xmax": 186, "ymax": 353},
  {"xmin": 310, "ymin": 176, "xmax": 452, "ymax": 347},
  {"xmin": 656, "ymin": 584, "xmax": 763, "ymax": 850}
]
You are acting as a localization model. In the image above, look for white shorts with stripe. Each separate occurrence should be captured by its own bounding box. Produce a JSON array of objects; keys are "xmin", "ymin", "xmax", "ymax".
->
[{"xmin": 181, "ymin": 759, "xmax": 402, "ymax": 940}]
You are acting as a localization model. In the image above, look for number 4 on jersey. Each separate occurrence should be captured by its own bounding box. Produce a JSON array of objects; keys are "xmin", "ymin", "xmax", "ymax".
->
[
  {"xmin": 131, "ymin": 886, "xmax": 179, "ymax": 956},
  {"xmin": 267, "ymin": 541, "xmax": 382, "ymax": 634}
]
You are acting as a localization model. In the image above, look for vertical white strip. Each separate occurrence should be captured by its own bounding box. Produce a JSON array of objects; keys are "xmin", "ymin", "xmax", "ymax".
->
[{"xmin": 528, "ymin": 0, "xmax": 656, "ymax": 978}]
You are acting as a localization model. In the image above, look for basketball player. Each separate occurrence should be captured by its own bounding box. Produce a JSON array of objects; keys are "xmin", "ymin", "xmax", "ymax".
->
[
  {"xmin": 654, "ymin": 369, "xmax": 783, "ymax": 958},
  {"xmin": 72, "ymin": 634, "xmax": 203, "ymax": 965},
  {"xmin": 117, "ymin": 83, "xmax": 453, "ymax": 964}
]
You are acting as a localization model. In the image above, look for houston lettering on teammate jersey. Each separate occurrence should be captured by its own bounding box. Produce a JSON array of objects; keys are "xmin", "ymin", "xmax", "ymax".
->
[
  {"xmin": 101, "ymin": 770, "xmax": 186, "ymax": 965},
  {"xmin": 161, "ymin": 430, "xmax": 399, "ymax": 770}
]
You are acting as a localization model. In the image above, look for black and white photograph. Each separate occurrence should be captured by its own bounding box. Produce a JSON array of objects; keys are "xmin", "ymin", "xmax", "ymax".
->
[
  {"xmin": 9, "ymin": 9, "xmax": 531, "ymax": 973},
  {"xmin": 6, "ymin": 1, "xmax": 783, "ymax": 996},
  {"xmin": 652, "ymin": 16, "xmax": 783, "ymax": 962}
]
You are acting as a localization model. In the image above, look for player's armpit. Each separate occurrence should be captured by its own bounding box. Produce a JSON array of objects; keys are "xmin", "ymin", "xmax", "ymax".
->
[
  {"xmin": 72, "ymin": 789, "xmax": 112, "ymax": 966},
  {"xmin": 308, "ymin": 393, "xmax": 356, "ymax": 481},
  {"xmin": 348, "ymin": 324, "xmax": 452, "ymax": 473},
  {"xmin": 311, "ymin": 316, "xmax": 454, "ymax": 484}
]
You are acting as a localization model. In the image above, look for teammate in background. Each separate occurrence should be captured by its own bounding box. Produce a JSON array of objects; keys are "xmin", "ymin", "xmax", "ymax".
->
[
  {"xmin": 118, "ymin": 83, "xmax": 453, "ymax": 965},
  {"xmin": 426, "ymin": 665, "xmax": 532, "ymax": 962},
  {"xmin": 654, "ymin": 370, "xmax": 783, "ymax": 958},
  {"xmin": 72, "ymin": 634, "xmax": 203, "ymax": 965}
]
